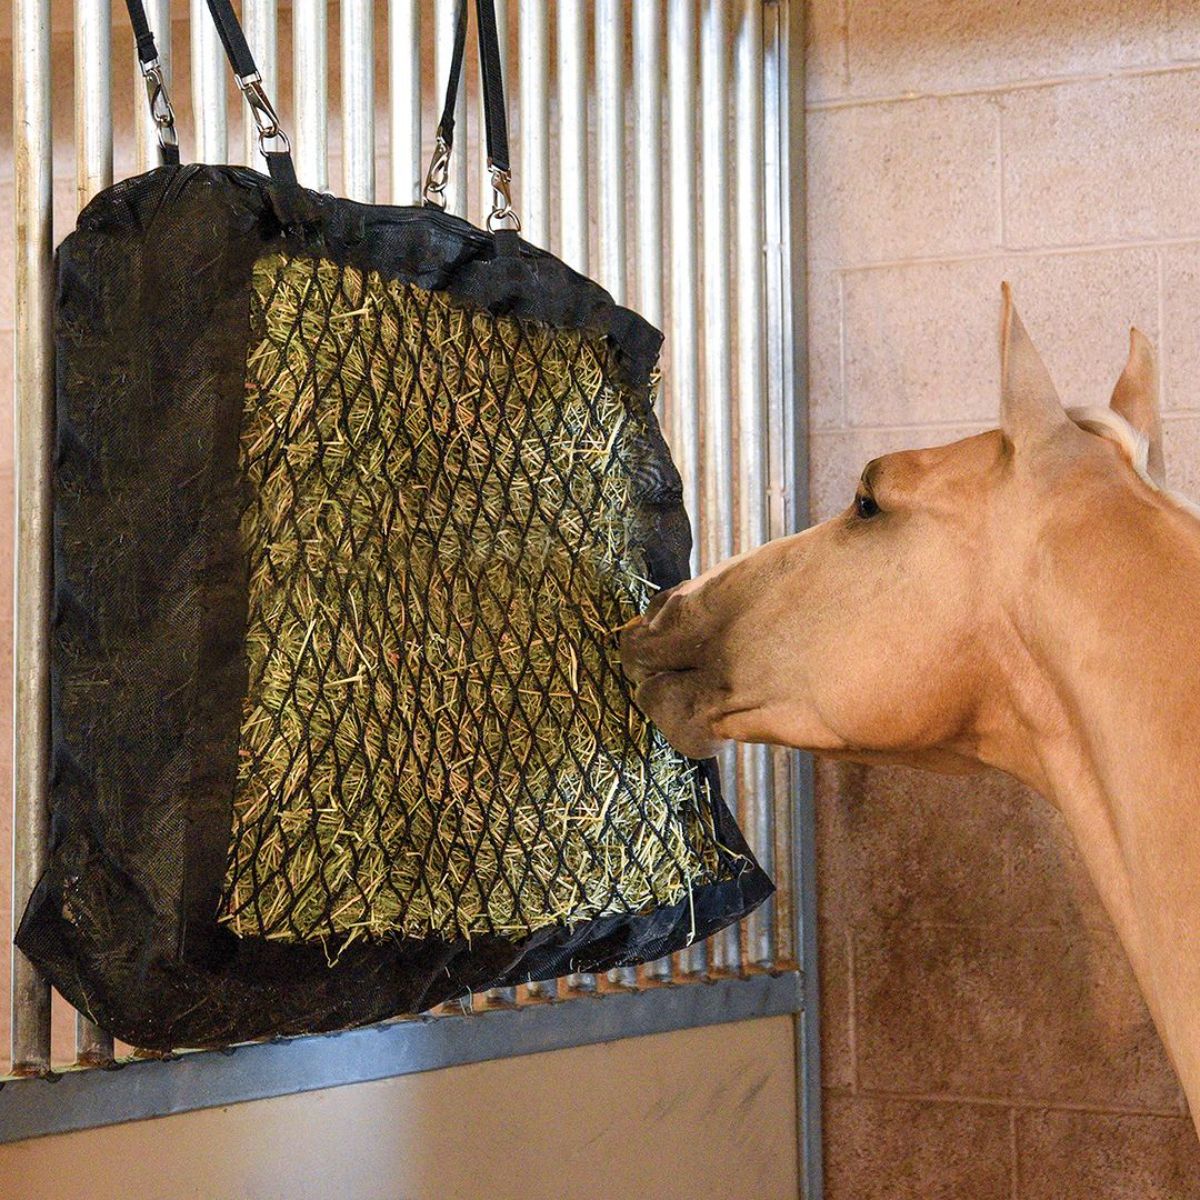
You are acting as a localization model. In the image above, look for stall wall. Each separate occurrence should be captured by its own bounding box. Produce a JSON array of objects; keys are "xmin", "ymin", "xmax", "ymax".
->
[
  {"xmin": 0, "ymin": 1017, "xmax": 800, "ymax": 1200},
  {"xmin": 807, "ymin": 1, "xmax": 1200, "ymax": 1195}
]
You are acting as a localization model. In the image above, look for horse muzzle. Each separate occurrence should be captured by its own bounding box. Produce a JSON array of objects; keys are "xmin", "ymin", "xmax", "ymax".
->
[{"xmin": 619, "ymin": 586, "xmax": 730, "ymax": 760}]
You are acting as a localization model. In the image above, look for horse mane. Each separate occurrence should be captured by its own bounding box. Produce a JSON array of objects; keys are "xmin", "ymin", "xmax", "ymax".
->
[
  {"xmin": 1066, "ymin": 405, "xmax": 1200, "ymax": 523},
  {"xmin": 1066, "ymin": 406, "xmax": 1152, "ymax": 480}
]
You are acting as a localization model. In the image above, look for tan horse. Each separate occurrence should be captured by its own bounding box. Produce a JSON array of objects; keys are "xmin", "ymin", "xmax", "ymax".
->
[{"xmin": 622, "ymin": 285, "xmax": 1200, "ymax": 1132}]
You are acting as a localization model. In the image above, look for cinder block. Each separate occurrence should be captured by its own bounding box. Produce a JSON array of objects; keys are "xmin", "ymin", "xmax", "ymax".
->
[
  {"xmin": 808, "ymin": 95, "xmax": 1000, "ymax": 272},
  {"xmin": 846, "ymin": 0, "xmax": 1168, "ymax": 98},
  {"xmin": 855, "ymin": 922, "xmax": 1183, "ymax": 1109},
  {"xmin": 842, "ymin": 249, "xmax": 1159, "ymax": 427},
  {"xmin": 1163, "ymin": 416, "xmax": 1200, "ymax": 497},
  {"xmin": 1160, "ymin": 244, "xmax": 1200, "ymax": 413},
  {"xmin": 1016, "ymin": 1108, "xmax": 1200, "ymax": 1199},
  {"xmin": 822, "ymin": 1092, "xmax": 1013, "ymax": 1200},
  {"xmin": 1003, "ymin": 71, "xmax": 1200, "ymax": 249},
  {"xmin": 818, "ymin": 921, "xmax": 855, "ymax": 1091},
  {"xmin": 807, "ymin": 270, "xmax": 845, "ymax": 431},
  {"xmin": 806, "ymin": 0, "xmax": 849, "ymax": 102},
  {"xmin": 817, "ymin": 763, "xmax": 1013, "ymax": 932}
]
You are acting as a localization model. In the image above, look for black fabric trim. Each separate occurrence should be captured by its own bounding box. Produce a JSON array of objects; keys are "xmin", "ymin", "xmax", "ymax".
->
[{"xmin": 18, "ymin": 163, "xmax": 772, "ymax": 1051}]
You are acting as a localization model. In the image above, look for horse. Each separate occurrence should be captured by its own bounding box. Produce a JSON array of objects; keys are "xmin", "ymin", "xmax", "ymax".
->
[{"xmin": 621, "ymin": 284, "xmax": 1200, "ymax": 1133}]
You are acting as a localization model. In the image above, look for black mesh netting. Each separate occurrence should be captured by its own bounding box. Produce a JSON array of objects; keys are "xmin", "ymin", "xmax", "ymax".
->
[
  {"xmin": 225, "ymin": 253, "xmax": 731, "ymax": 950},
  {"xmin": 16, "ymin": 164, "xmax": 773, "ymax": 1049}
]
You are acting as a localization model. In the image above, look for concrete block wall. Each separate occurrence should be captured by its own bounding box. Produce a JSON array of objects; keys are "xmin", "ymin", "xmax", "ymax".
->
[{"xmin": 807, "ymin": 1, "xmax": 1200, "ymax": 1194}]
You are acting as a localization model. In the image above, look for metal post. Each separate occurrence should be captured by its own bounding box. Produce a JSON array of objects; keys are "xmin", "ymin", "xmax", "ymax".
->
[
  {"xmin": 435, "ymin": 0, "xmax": 467, "ymax": 215},
  {"xmin": 734, "ymin": 0, "xmax": 774, "ymax": 972},
  {"xmin": 134, "ymin": 0, "xmax": 172, "ymax": 173},
  {"xmin": 555, "ymin": 0, "xmax": 587, "ymax": 274},
  {"xmin": 389, "ymin": 0, "xmax": 421, "ymax": 205},
  {"xmin": 293, "ymin": 0, "xmax": 329, "ymax": 190},
  {"xmin": 595, "ymin": 0, "xmax": 625, "ymax": 304},
  {"xmin": 342, "ymin": 0, "xmax": 376, "ymax": 201},
  {"xmin": 518, "ymin": 0, "xmax": 550, "ymax": 248},
  {"xmin": 191, "ymin": 0, "xmax": 228, "ymax": 163},
  {"xmin": 72, "ymin": 0, "xmax": 117, "ymax": 1066},
  {"xmin": 633, "ymin": 0, "xmax": 670, "ymax": 985},
  {"xmin": 555, "ymin": 0, "xmax": 594, "ymax": 994},
  {"xmin": 243, "ymin": 0, "xmax": 278, "ymax": 167},
  {"xmin": 666, "ymin": 0, "xmax": 705, "ymax": 978},
  {"xmin": 11, "ymin": 0, "xmax": 54, "ymax": 1077},
  {"xmin": 595, "ymin": 0, "xmax": 637, "ymax": 991},
  {"xmin": 700, "ymin": 0, "xmax": 740, "ymax": 977},
  {"xmin": 75, "ymin": 0, "xmax": 113, "ymax": 210}
]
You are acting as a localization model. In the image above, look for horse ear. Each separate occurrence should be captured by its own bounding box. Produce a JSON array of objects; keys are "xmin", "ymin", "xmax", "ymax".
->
[
  {"xmin": 999, "ymin": 282, "xmax": 1068, "ymax": 446},
  {"xmin": 1110, "ymin": 327, "xmax": 1165, "ymax": 485}
]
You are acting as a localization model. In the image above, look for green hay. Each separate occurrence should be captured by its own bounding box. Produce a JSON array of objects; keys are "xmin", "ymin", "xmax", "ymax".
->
[{"xmin": 218, "ymin": 252, "xmax": 731, "ymax": 950}]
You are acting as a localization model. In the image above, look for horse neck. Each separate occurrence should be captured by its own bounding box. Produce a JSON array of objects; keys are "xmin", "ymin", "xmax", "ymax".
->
[{"xmin": 1005, "ymin": 485, "xmax": 1200, "ymax": 1105}]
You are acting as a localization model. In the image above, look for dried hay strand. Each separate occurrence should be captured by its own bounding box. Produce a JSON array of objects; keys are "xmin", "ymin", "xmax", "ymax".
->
[{"xmin": 218, "ymin": 252, "xmax": 731, "ymax": 951}]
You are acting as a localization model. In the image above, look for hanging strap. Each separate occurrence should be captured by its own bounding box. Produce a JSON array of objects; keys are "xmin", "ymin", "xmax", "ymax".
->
[
  {"xmin": 123, "ymin": 0, "xmax": 179, "ymax": 166},
  {"xmin": 121, "ymin": 0, "xmax": 295, "ymax": 182},
  {"xmin": 424, "ymin": 0, "xmax": 519, "ymax": 232},
  {"xmin": 203, "ymin": 0, "xmax": 295, "ymax": 183}
]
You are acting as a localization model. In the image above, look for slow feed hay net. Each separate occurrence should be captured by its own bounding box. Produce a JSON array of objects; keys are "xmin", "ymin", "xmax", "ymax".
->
[{"xmin": 220, "ymin": 252, "xmax": 735, "ymax": 950}]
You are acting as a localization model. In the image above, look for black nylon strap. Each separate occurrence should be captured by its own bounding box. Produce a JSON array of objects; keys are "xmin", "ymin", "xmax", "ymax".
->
[
  {"xmin": 204, "ymin": 0, "xmax": 259, "ymax": 80},
  {"xmin": 436, "ymin": 0, "xmax": 510, "ymax": 173},
  {"xmin": 123, "ymin": 0, "xmax": 159, "ymax": 66},
  {"xmin": 436, "ymin": 0, "xmax": 470, "ymax": 147},
  {"xmin": 475, "ymin": 0, "xmax": 510, "ymax": 173}
]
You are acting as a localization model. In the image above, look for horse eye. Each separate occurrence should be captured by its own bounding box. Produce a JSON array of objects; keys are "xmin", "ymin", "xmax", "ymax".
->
[{"xmin": 855, "ymin": 493, "xmax": 880, "ymax": 519}]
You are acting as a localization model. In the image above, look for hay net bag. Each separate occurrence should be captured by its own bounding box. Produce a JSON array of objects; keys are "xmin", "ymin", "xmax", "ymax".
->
[{"xmin": 17, "ymin": 0, "xmax": 774, "ymax": 1050}]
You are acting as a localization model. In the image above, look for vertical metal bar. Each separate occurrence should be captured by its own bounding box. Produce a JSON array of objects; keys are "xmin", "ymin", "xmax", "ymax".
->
[
  {"xmin": 293, "ymin": 0, "xmax": 329, "ymax": 190},
  {"xmin": 632, "ymin": 1, "xmax": 662, "ymax": 331},
  {"xmin": 435, "ymin": 0, "xmax": 466, "ymax": 215},
  {"xmin": 700, "ymin": 0, "xmax": 739, "ymax": 977},
  {"xmin": 389, "ymin": 0, "xmax": 421, "ymax": 205},
  {"xmin": 243, "ymin": 0, "xmax": 278, "ymax": 167},
  {"xmin": 515, "ymin": 0, "xmax": 552, "ymax": 1000},
  {"xmin": 597, "ymin": 0, "xmax": 636, "ymax": 990},
  {"xmin": 763, "ymin": 0, "xmax": 821, "ymax": 1192},
  {"xmin": 556, "ymin": 0, "xmax": 587, "ymax": 273},
  {"xmin": 134, "ymin": 0, "xmax": 171, "ymax": 173},
  {"xmin": 191, "ymin": 0, "xmax": 228, "ymax": 163},
  {"xmin": 633, "ymin": 0, "xmax": 670, "ymax": 984},
  {"xmin": 11, "ymin": 0, "xmax": 54, "ymax": 1077},
  {"xmin": 518, "ymin": 0, "xmax": 550, "ymax": 247},
  {"xmin": 595, "ymin": 0, "xmax": 624, "ymax": 304},
  {"xmin": 75, "ymin": 0, "xmax": 113, "ymax": 210},
  {"xmin": 734, "ymin": 0, "xmax": 774, "ymax": 972},
  {"xmin": 73, "ymin": 0, "xmax": 117, "ymax": 1067},
  {"xmin": 667, "ymin": 0, "xmax": 704, "ymax": 978},
  {"xmin": 342, "ymin": 0, "xmax": 376, "ymax": 201},
  {"xmin": 477, "ymin": 0, "xmax": 508, "ymax": 223},
  {"xmin": 556, "ymin": 0, "xmax": 592, "ymax": 993}
]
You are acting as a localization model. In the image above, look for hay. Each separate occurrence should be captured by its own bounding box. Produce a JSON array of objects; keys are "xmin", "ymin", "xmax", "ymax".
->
[{"xmin": 218, "ymin": 252, "xmax": 730, "ymax": 949}]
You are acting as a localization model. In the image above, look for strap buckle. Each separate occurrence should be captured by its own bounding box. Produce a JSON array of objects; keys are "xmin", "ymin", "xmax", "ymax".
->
[
  {"xmin": 238, "ymin": 72, "xmax": 291, "ymax": 156},
  {"xmin": 140, "ymin": 58, "xmax": 178, "ymax": 154},
  {"xmin": 423, "ymin": 134, "xmax": 451, "ymax": 210},
  {"xmin": 486, "ymin": 164, "xmax": 521, "ymax": 233}
]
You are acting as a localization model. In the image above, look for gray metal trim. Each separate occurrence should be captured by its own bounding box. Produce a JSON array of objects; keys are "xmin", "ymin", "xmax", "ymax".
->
[
  {"xmin": 0, "ymin": 973, "xmax": 800, "ymax": 1145},
  {"xmin": 773, "ymin": 0, "xmax": 825, "ymax": 1193}
]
